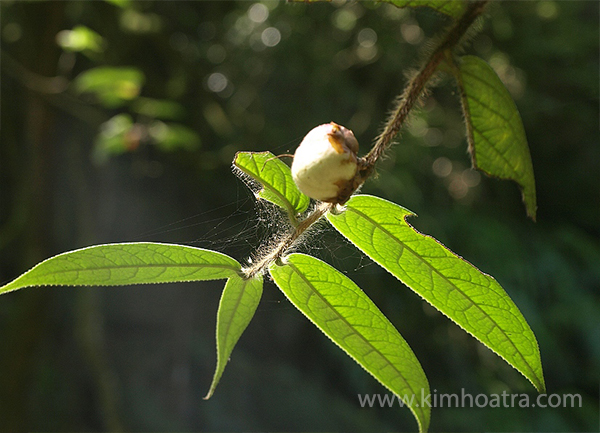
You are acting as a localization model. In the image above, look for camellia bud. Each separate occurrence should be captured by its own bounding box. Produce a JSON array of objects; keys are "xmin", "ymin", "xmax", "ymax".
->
[{"xmin": 291, "ymin": 122, "xmax": 360, "ymax": 204}]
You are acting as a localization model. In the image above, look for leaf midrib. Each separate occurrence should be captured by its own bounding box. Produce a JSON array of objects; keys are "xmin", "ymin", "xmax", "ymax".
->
[
  {"xmin": 244, "ymin": 155, "xmax": 298, "ymax": 218},
  {"xmin": 459, "ymin": 69, "xmax": 523, "ymax": 179},
  {"xmin": 344, "ymin": 204, "xmax": 535, "ymax": 381},
  {"xmin": 220, "ymin": 278, "xmax": 249, "ymax": 357},
  {"xmin": 285, "ymin": 260, "xmax": 425, "ymax": 419},
  {"xmin": 3, "ymin": 263, "xmax": 240, "ymax": 292},
  {"xmin": 35, "ymin": 262, "xmax": 239, "ymax": 274}
]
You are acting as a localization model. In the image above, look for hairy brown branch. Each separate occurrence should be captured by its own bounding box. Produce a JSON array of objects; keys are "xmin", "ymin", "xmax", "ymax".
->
[
  {"xmin": 241, "ymin": 1, "xmax": 489, "ymax": 279},
  {"xmin": 359, "ymin": 0, "xmax": 490, "ymax": 177}
]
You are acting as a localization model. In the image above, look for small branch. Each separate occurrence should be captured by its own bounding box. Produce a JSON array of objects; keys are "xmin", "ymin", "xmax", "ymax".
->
[
  {"xmin": 242, "ymin": 201, "xmax": 333, "ymax": 278},
  {"xmin": 359, "ymin": 0, "xmax": 490, "ymax": 177},
  {"xmin": 241, "ymin": 1, "xmax": 490, "ymax": 279}
]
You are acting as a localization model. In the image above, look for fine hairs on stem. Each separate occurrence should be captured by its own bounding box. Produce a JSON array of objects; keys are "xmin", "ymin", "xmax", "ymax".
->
[
  {"xmin": 242, "ymin": 0, "xmax": 490, "ymax": 280},
  {"xmin": 242, "ymin": 201, "xmax": 333, "ymax": 278},
  {"xmin": 359, "ymin": 0, "xmax": 489, "ymax": 176}
]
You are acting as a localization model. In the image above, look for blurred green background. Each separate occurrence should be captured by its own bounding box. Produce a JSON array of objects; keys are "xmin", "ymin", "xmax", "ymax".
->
[{"xmin": 1, "ymin": 1, "xmax": 598, "ymax": 431}]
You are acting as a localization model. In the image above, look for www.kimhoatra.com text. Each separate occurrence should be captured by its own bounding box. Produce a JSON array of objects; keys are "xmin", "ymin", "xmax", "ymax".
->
[{"xmin": 358, "ymin": 389, "xmax": 582, "ymax": 409}]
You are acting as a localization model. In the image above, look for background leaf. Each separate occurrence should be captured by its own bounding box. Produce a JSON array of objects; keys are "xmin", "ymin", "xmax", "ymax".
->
[
  {"xmin": 130, "ymin": 97, "xmax": 186, "ymax": 120},
  {"xmin": 93, "ymin": 113, "xmax": 135, "ymax": 162},
  {"xmin": 234, "ymin": 151, "xmax": 310, "ymax": 221},
  {"xmin": 0, "ymin": 243, "xmax": 241, "ymax": 295},
  {"xmin": 74, "ymin": 66, "xmax": 145, "ymax": 108},
  {"xmin": 149, "ymin": 121, "xmax": 201, "ymax": 152},
  {"xmin": 269, "ymin": 253, "xmax": 430, "ymax": 433},
  {"xmin": 382, "ymin": 0, "xmax": 466, "ymax": 17},
  {"xmin": 205, "ymin": 274, "xmax": 263, "ymax": 399},
  {"xmin": 327, "ymin": 195, "xmax": 545, "ymax": 392},
  {"xmin": 454, "ymin": 55, "xmax": 537, "ymax": 220},
  {"xmin": 56, "ymin": 25, "xmax": 105, "ymax": 53}
]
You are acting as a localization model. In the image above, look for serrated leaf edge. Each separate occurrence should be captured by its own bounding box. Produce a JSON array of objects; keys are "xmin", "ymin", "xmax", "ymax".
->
[
  {"xmin": 328, "ymin": 196, "xmax": 545, "ymax": 393},
  {"xmin": 269, "ymin": 255, "xmax": 430, "ymax": 433},
  {"xmin": 0, "ymin": 242, "xmax": 242, "ymax": 295},
  {"xmin": 234, "ymin": 151, "xmax": 310, "ymax": 222}
]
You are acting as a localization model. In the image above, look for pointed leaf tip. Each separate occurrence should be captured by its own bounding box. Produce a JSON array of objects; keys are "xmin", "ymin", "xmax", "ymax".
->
[
  {"xmin": 0, "ymin": 242, "xmax": 241, "ymax": 295},
  {"xmin": 328, "ymin": 195, "xmax": 545, "ymax": 392},
  {"xmin": 205, "ymin": 274, "xmax": 263, "ymax": 399},
  {"xmin": 269, "ymin": 253, "xmax": 430, "ymax": 432}
]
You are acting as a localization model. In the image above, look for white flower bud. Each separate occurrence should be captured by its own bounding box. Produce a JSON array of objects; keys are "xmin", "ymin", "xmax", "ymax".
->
[{"xmin": 291, "ymin": 122, "xmax": 359, "ymax": 203}]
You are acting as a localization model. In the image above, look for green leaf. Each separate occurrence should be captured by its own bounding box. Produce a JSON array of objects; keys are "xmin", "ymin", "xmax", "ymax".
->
[
  {"xmin": 205, "ymin": 274, "xmax": 263, "ymax": 399},
  {"xmin": 56, "ymin": 25, "xmax": 105, "ymax": 53},
  {"xmin": 269, "ymin": 253, "xmax": 430, "ymax": 433},
  {"xmin": 383, "ymin": 0, "xmax": 467, "ymax": 18},
  {"xmin": 327, "ymin": 195, "xmax": 545, "ymax": 393},
  {"xmin": 234, "ymin": 151, "xmax": 310, "ymax": 222},
  {"xmin": 0, "ymin": 243, "xmax": 241, "ymax": 295},
  {"xmin": 74, "ymin": 66, "xmax": 145, "ymax": 108},
  {"xmin": 454, "ymin": 55, "xmax": 537, "ymax": 220}
]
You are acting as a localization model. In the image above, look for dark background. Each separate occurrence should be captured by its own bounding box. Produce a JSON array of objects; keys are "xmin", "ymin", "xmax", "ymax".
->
[{"xmin": 1, "ymin": 1, "xmax": 598, "ymax": 431}]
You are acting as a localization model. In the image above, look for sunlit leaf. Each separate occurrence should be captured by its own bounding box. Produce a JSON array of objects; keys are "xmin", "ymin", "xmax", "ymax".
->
[
  {"xmin": 383, "ymin": 0, "xmax": 466, "ymax": 17},
  {"xmin": 234, "ymin": 151, "xmax": 310, "ymax": 223},
  {"xmin": 327, "ymin": 195, "xmax": 545, "ymax": 392},
  {"xmin": 74, "ymin": 66, "xmax": 145, "ymax": 108},
  {"xmin": 56, "ymin": 26, "xmax": 105, "ymax": 53},
  {"xmin": 0, "ymin": 243, "xmax": 241, "ymax": 295},
  {"xmin": 270, "ymin": 253, "xmax": 430, "ymax": 433},
  {"xmin": 454, "ymin": 55, "xmax": 537, "ymax": 220},
  {"xmin": 205, "ymin": 274, "xmax": 263, "ymax": 399}
]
